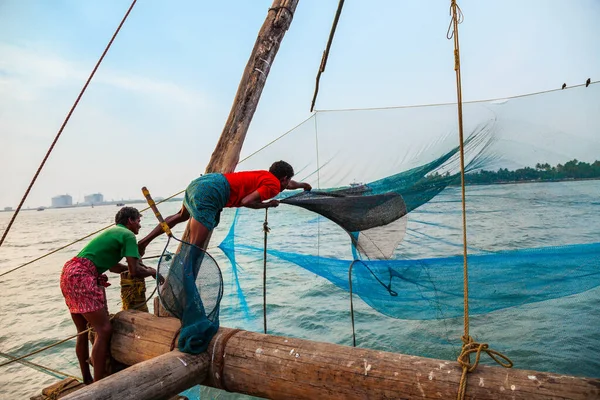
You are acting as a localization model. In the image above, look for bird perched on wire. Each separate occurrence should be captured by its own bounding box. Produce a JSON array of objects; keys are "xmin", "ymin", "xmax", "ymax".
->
[
  {"xmin": 586, "ymin": 78, "xmax": 591, "ymax": 87},
  {"xmin": 562, "ymin": 83, "xmax": 567, "ymax": 90}
]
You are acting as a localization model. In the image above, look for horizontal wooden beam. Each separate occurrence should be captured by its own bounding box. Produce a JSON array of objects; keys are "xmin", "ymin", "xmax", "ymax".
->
[
  {"xmin": 104, "ymin": 310, "xmax": 599, "ymax": 399},
  {"xmin": 61, "ymin": 350, "xmax": 209, "ymax": 400}
]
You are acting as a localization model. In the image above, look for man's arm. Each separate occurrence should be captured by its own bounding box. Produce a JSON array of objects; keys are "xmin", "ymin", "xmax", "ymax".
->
[
  {"xmin": 108, "ymin": 263, "xmax": 128, "ymax": 274},
  {"xmin": 125, "ymin": 256, "xmax": 156, "ymax": 279},
  {"xmin": 240, "ymin": 191, "xmax": 280, "ymax": 209},
  {"xmin": 287, "ymin": 180, "xmax": 312, "ymax": 191}
]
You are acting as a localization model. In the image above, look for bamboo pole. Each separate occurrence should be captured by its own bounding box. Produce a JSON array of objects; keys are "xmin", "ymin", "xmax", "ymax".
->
[{"xmin": 97, "ymin": 311, "xmax": 600, "ymax": 400}]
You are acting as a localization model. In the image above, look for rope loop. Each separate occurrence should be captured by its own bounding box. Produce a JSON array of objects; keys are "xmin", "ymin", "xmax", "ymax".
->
[
  {"xmin": 456, "ymin": 335, "xmax": 513, "ymax": 400},
  {"xmin": 446, "ymin": 1, "xmax": 464, "ymax": 40}
]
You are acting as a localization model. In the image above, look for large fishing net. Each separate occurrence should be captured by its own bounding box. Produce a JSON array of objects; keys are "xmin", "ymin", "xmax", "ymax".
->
[{"xmin": 212, "ymin": 83, "xmax": 600, "ymax": 378}]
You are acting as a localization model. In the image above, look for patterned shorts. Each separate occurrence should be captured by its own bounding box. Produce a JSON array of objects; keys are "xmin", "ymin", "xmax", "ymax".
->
[
  {"xmin": 60, "ymin": 258, "xmax": 109, "ymax": 314},
  {"xmin": 183, "ymin": 173, "xmax": 231, "ymax": 230}
]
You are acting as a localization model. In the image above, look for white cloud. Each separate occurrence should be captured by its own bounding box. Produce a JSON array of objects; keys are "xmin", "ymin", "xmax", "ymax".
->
[{"xmin": 0, "ymin": 42, "xmax": 208, "ymax": 106}]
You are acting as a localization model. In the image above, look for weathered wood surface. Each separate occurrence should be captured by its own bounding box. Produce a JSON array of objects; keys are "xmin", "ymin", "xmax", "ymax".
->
[
  {"xmin": 34, "ymin": 377, "xmax": 188, "ymax": 400},
  {"xmin": 153, "ymin": 295, "xmax": 172, "ymax": 317},
  {"xmin": 60, "ymin": 350, "xmax": 207, "ymax": 400},
  {"xmin": 108, "ymin": 310, "xmax": 600, "ymax": 400},
  {"xmin": 110, "ymin": 309, "xmax": 180, "ymax": 366}
]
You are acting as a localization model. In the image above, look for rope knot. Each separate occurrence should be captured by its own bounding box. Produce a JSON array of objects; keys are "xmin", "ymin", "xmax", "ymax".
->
[
  {"xmin": 263, "ymin": 209, "xmax": 270, "ymax": 234},
  {"xmin": 456, "ymin": 335, "xmax": 513, "ymax": 400}
]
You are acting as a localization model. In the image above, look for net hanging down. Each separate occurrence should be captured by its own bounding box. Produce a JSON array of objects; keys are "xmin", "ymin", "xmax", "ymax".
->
[{"xmin": 142, "ymin": 187, "xmax": 223, "ymax": 354}]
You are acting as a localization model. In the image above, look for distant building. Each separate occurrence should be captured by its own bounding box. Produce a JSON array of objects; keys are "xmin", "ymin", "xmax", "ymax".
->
[
  {"xmin": 84, "ymin": 193, "xmax": 104, "ymax": 204},
  {"xmin": 4, "ymin": 207, "xmax": 12, "ymax": 211},
  {"xmin": 52, "ymin": 194, "xmax": 73, "ymax": 208}
]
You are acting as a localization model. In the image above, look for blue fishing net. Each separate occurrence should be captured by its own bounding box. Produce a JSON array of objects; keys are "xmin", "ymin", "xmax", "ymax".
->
[
  {"xmin": 214, "ymin": 85, "xmax": 599, "ymax": 352},
  {"xmin": 158, "ymin": 240, "xmax": 223, "ymax": 354}
]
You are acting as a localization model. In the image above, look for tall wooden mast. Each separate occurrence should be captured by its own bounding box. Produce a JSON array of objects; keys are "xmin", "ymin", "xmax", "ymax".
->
[
  {"xmin": 205, "ymin": 0, "xmax": 298, "ymax": 174},
  {"xmin": 177, "ymin": 0, "xmax": 298, "ymax": 248}
]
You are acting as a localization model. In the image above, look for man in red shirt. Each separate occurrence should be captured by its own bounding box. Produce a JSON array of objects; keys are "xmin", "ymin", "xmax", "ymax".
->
[{"xmin": 138, "ymin": 160, "xmax": 311, "ymax": 254}]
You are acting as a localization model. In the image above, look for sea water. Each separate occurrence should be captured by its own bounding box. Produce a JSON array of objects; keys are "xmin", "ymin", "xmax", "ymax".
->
[{"xmin": 0, "ymin": 181, "xmax": 598, "ymax": 399}]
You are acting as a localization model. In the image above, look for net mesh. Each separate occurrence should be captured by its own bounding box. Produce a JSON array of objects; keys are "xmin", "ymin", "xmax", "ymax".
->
[
  {"xmin": 215, "ymin": 84, "xmax": 598, "ymax": 377},
  {"xmin": 158, "ymin": 239, "xmax": 223, "ymax": 354}
]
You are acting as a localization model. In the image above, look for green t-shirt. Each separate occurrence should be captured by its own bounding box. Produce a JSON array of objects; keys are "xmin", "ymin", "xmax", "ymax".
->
[{"xmin": 77, "ymin": 224, "xmax": 140, "ymax": 273}]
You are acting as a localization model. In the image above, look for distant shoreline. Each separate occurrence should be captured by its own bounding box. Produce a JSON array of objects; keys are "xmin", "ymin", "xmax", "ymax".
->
[
  {"xmin": 449, "ymin": 176, "xmax": 600, "ymax": 187},
  {"xmin": 2, "ymin": 177, "xmax": 598, "ymax": 213},
  {"xmin": 1, "ymin": 197, "xmax": 184, "ymax": 213}
]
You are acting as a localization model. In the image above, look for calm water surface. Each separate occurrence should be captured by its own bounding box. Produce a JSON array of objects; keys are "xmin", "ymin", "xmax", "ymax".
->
[{"xmin": 0, "ymin": 181, "xmax": 598, "ymax": 399}]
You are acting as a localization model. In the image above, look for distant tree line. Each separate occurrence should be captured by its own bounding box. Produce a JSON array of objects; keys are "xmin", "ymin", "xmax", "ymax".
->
[{"xmin": 428, "ymin": 159, "xmax": 600, "ymax": 185}]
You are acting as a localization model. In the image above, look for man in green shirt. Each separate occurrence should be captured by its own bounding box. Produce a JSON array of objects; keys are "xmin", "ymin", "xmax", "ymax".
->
[{"xmin": 60, "ymin": 207, "xmax": 158, "ymax": 383}]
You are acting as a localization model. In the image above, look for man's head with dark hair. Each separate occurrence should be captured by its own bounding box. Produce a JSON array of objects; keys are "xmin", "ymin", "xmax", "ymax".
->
[
  {"xmin": 269, "ymin": 160, "xmax": 294, "ymax": 179},
  {"xmin": 115, "ymin": 207, "xmax": 142, "ymax": 234},
  {"xmin": 269, "ymin": 160, "xmax": 294, "ymax": 191}
]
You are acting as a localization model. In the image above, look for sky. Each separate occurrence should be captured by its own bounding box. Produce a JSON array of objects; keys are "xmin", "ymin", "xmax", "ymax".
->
[{"xmin": 0, "ymin": 0, "xmax": 599, "ymax": 208}]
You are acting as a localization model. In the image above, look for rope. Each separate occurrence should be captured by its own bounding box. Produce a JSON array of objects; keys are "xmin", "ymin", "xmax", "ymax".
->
[
  {"xmin": 262, "ymin": 209, "xmax": 270, "ymax": 334},
  {"xmin": 4, "ymin": 72, "xmax": 591, "ymax": 279},
  {"xmin": 0, "ymin": 0, "xmax": 138, "ymax": 249},
  {"xmin": 0, "ymin": 330, "xmax": 89, "ymax": 368},
  {"xmin": 456, "ymin": 335, "xmax": 513, "ymax": 393},
  {"xmin": 310, "ymin": 0, "xmax": 345, "ymax": 112},
  {"xmin": 0, "ymin": 352, "xmax": 81, "ymax": 381},
  {"xmin": 0, "ymin": 285, "xmax": 157, "ymax": 369},
  {"xmin": 120, "ymin": 272, "xmax": 149, "ymax": 312},
  {"xmin": 348, "ymin": 260, "xmax": 358, "ymax": 347},
  {"xmin": 0, "ymin": 190, "xmax": 184, "ymax": 278},
  {"xmin": 315, "ymin": 80, "xmax": 599, "ymax": 113},
  {"xmin": 0, "ymin": 112, "xmax": 314, "ymax": 280},
  {"xmin": 447, "ymin": 3, "xmax": 512, "ymax": 399},
  {"xmin": 45, "ymin": 377, "xmax": 82, "ymax": 400}
]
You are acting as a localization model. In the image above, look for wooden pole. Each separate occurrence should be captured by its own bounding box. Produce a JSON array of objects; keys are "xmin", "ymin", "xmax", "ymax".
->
[
  {"xmin": 61, "ymin": 350, "xmax": 209, "ymax": 400},
  {"xmin": 179, "ymin": 0, "xmax": 299, "ymax": 246},
  {"xmin": 205, "ymin": 0, "xmax": 299, "ymax": 174},
  {"xmin": 102, "ymin": 311, "xmax": 600, "ymax": 400}
]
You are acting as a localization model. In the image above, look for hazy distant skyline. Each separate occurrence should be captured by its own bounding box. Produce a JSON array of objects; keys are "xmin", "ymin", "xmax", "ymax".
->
[{"xmin": 1, "ymin": 0, "xmax": 599, "ymax": 208}]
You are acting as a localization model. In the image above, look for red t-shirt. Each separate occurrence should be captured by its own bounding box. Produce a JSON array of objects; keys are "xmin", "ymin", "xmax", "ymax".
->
[{"xmin": 223, "ymin": 170, "xmax": 281, "ymax": 207}]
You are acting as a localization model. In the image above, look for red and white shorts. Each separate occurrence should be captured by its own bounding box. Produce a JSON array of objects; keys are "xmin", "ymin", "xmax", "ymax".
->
[{"xmin": 60, "ymin": 257, "xmax": 110, "ymax": 314}]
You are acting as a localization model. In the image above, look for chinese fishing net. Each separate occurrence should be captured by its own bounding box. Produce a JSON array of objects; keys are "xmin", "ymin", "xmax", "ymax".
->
[
  {"xmin": 157, "ymin": 241, "xmax": 223, "ymax": 354},
  {"xmin": 210, "ymin": 82, "xmax": 600, "ymax": 378}
]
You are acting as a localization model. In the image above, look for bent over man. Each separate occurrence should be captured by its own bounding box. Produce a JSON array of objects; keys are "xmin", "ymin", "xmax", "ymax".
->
[
  {"xmin": 60, "ymin": 207, "xmax": 158, "ymax": 383},
  {"xmin": 138, "ymin": 160, "xmax": 311, "ymax": 253}
]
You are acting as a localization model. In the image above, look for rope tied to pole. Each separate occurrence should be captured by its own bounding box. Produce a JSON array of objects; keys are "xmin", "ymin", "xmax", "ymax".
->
[
  {"xmin": 457, "ymin": 335, "xmax": 513, "ymax": 399},
  {"xmin": 263, "ymin": 209, "xmax": 270, "ymax": 334},
  {"xmin": 120, "ymin": 272, "xmax": 149, "ymax": 312},
  {"xmin": 446, "ymin": 2, "xmax": 512, "ymax": 399},
  {"xmin": 310, "ymin": 0, "xmax": 345, "ymax": 112}
]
